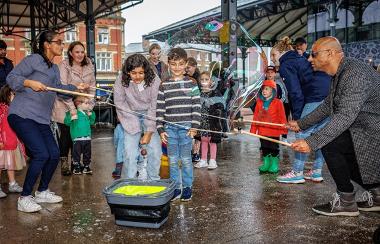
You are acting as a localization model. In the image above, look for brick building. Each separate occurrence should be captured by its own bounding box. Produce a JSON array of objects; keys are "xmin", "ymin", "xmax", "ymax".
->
[{"xmin": 0, "ymin": 12, "xmax": 125, "ymax": 88}]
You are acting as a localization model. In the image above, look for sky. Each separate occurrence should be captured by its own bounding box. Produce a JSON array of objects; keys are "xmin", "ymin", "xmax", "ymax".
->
[{"xmin": 122, "ymin": 0, "xmax": 221, "ymax": 45}]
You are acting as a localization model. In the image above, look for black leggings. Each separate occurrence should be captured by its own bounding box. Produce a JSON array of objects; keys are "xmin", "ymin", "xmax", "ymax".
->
[
  {"xmin": 260, "ymin": 137, "xmax": 280, "ymax": 157},
  {"xmin": 57, "ymin": 123, "xmax": 72, "ymax": 158},
  {"xmin": 322, "ymin": 130, "xmax": 380, "ymax": 192}
]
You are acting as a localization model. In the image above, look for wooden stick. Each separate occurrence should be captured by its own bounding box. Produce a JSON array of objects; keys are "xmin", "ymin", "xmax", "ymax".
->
[
  {"xmin": 46, "ymin": 87, "xmax": 95, "ymax": 98},
  {"xmin": 234, "ymin": 119, "xmax": 285, "ymax": 127},
  {"xmin": 238, "ymin": 130, "xmax": 291, "ymax": 147},
  {"xmin": 90, "ymin": 86, "xmax": 113, "ymax": 93}
]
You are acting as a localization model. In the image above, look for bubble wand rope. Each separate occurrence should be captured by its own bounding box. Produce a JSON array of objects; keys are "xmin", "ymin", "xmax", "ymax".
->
[{"xmin": 101, "ymin": 101, "xmax": 290, "ymax": 146}]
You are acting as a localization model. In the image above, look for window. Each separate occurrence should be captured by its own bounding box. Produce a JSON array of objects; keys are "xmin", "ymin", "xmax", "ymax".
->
[
  {"xmin": 98, "ymin": 28, "xmax": 109, "ymax": 44},
  {"xmin": 65, "ymin": 28, "xmax": 76, "ymax": 42},
  {"xmin": 96, "ymin": 52, "xmax": 113, "ymax": 72},
  {"xmin": 205, "ymin": 53, "xmax": 211, "ymax": 62},
  {"xmin": 196, "ymin": 52, "xmax": 201, "ymax": 61}
]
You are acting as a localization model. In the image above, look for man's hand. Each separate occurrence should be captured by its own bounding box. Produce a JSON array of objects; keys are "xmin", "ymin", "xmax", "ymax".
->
[
  {"xmin": 25, "ymin": 80, "xmax": 47, "ymax": 92},
  {"xmin": 140, "ymin": 132, "xmax": 153, "ymax": 145},
  {"xmin": 187, "ymin": 128, "xmax": 197, "ymax": 138},
  {"xmin": 160, "ymin": 132, "xmax": 168, "ymax": 144},
  {"xmin": 291, "ymin": 139, "xmax": 311, "ymax": 153},
  {"xmin": 286, "ymin": 120, "xmax": 301, "ymax": 132}
]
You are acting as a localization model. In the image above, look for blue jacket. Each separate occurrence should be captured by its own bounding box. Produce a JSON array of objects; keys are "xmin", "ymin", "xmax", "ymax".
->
[
  {"xmin": 279, "ymin": 50, "xmax": 331, "ymax": 120},
  {"xmin": 114, "ymin": 123, "xmax": 125, "ymax": 163},
  {"xmin": 0, "ymin": 57, "xmax": 13, "ymax": 88}
]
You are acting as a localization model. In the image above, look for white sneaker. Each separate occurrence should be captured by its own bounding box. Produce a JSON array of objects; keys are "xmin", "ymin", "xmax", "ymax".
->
[
  {"xmin": 0, "ymin": 187, "xmax": 7, "ymax": 198},
  {"xmin": 194, "ymin": 160, "xmax": 208, "ymax": 168},
  {"xmin": 35, "ymin": 190, "xmax": 63, "ymax": 203},
  {"xmin": 208, "ymin": 159, "xmax": 218, "ymax": 170},
  {"xmin": 18, "ymin": 196, "xmax": 42, "ymax": 213},
  {"xmin": 9, "ymin": 182, "xmax": 23, "ymax": 193}
]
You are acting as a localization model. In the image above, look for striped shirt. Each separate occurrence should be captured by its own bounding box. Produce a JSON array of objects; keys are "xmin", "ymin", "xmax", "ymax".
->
[{"xmin": 156, "ymin": 78, "xmax": 201, "ymax": 134}]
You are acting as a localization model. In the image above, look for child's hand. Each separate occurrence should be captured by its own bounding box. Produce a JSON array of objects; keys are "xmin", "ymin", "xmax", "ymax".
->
[
  {"xmin": 140, "ymin": 132, "xmax": 153, "ymax": 145},
  {"xmin": 160, "ymin": 132, "xmax": 168, "ymax": 144},
  {"xmin": 0, "ymin": 142, "xmax": 4, "ymax": 150},
  {"xmin": 87, "ymin": 111, "xmax": 92, "ymax": 116},
  {"xmin": 70, "ymin": 109, "xmax": 77, "ymax": 117},
  {"xmin": 187, "ymin": 128, "xmax": 197, "ymax": 138},
  {"xmin": 71, "ymin": 114, "xmax": 78, "ymax": 120}
]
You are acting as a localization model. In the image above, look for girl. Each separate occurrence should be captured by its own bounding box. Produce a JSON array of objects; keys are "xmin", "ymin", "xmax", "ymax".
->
[
  {"xmin": 0, "ymin": 85, "xmax": 25, "ymax": 198},
  {"xmin": 52, "ymin": 41, "xmax": 96, "ymax": 176},
  {"xmin": 250, "ymin": 80, "xmax": 287, "ymax": 174},
  {"xmin": 114, "ymin": 54, "xmax": 162, "ymax": 180},
  {"xmin": 6, "ymin": 30, "xmax": 88, "ymax": 212},
  {"xmin": 194, "ymin": 71, "xmax": 225, "ymax": 170}
]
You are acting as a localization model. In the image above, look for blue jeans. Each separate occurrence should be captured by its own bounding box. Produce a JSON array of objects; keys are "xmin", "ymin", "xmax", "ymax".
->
[
  {"xmin": 122, "ymin": 115, "xmax": 162, "ymax": 180},
  {"xmin": 293, "ymin": 101, "xmax": 330, "ymax": 172},
  {"xmin": 165, "ymin": 123, "xmax": 193, "ymax": 189},
  {"xmin": 8, "ymin": 114, "xmax": 60, "ymax": 196}
]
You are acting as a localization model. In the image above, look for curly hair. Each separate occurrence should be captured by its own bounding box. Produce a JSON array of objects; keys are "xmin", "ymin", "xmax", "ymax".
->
[{"xmin": 121, "ymin": 54, "xmax": 156, "ymax": 87}]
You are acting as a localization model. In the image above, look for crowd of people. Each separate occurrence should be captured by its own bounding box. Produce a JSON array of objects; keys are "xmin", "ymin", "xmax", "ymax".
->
[{"xmin": 0, "ymin": 32, "xmax": 379, "ymax": 218}]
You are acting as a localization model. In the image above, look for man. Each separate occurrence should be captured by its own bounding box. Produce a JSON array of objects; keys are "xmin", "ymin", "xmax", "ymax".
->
[
  {"xmin": 148, "ymin": 43, "xmax": 169, "ymax": 82},
  {"xmin": 289, "ymin": 36, "xmax": 380, "ymax": 217},
  {"xmin": 294, "ymin": 37, "xmax": 308, "ymax": 58},
  {"xmin": 0, "ymin": 40, "xmax": 13, "ymax": 88}
]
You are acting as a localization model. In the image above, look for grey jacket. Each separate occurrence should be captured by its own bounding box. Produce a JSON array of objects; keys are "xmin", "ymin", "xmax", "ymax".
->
[{"xmin": 298, "ymin": 57, "xmax": 380, "ymax": 184}]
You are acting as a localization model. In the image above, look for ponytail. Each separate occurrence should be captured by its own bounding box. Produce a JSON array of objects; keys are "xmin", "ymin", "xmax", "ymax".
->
[{"xmin": 273, "ymin": 36, "xmax": 293, "ymax": 53}]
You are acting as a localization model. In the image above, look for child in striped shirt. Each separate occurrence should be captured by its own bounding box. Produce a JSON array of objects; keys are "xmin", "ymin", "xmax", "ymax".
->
[{"xmin": 156, "ymin": 47, "xmax": 201, "ymax": 201}]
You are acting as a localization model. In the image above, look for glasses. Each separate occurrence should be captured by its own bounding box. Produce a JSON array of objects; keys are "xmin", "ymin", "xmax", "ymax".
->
[
  {"xmin": 310, "ymin": 49, "xmax": 331, "ymax": 58},
  {"xmin": 50, "ymin": 39, "xmax": 64, "ymax": 45}
]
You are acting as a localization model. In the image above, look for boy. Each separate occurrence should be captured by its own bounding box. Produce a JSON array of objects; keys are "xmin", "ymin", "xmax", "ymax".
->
[
  {"xmin": 156, "ymin": 47, "xmax": 201, "ymax": 201},
  {"xmin": 64, "ymin": 96, "xmax": 96, "ymax": 175}
]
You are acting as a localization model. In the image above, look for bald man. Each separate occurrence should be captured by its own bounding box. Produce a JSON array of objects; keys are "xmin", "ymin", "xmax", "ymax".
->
[{"xmin": 288, "ymin": 36, "xmax": 380, "ymax": 217}]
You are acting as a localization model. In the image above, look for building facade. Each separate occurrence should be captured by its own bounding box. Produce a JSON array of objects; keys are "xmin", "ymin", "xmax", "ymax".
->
[{"xmin": 0, "ymin": 12, "xmax": 125, "ymax": 86}]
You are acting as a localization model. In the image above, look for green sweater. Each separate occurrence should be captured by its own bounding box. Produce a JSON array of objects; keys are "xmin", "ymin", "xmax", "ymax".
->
[{"xmin": 64, "ymin": 110, "xmax": 96, "ymax": 140}]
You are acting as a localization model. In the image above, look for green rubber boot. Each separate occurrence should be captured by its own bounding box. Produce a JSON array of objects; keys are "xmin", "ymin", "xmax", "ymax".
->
[
  {"xmin": 259, "ymin": 155, "xmax": 271, "ymax": 173},
  {"xmin": 268, "ymin": 155, "xmax": 279, "ymax": 173}
]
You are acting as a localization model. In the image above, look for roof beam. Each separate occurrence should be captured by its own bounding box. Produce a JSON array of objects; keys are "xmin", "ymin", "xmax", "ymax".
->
[
  {"xmin": 272, "ymin": 9, "xmax": 307, "ymax": 40},
  {"xmin": 288, "ymin": 21, "xmax": 307, "ymax": 38},
  {"xmin": 257, "ymin": 12, "xmax": 288, "ymax": 37}
]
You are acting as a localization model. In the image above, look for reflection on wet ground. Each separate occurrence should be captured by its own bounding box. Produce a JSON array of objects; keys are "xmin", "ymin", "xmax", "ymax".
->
[{"xmin": 0, "ymin": 129, "xmax": 379, "ymax": 243}]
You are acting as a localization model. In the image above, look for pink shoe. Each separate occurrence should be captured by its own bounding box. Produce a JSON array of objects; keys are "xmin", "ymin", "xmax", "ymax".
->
[{"xmin": 276, "ymin": 171, "xmax": 305, "ymax": 184}]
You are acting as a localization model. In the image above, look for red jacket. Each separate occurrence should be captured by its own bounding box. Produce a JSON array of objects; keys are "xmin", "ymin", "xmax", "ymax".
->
[
  {"xmin": 250, "ymin": 80, "xmax": 288, "ymax": 137},
  {"xmin": 0, "ymin": 103, "xmax": 18, "ymax": 150}
]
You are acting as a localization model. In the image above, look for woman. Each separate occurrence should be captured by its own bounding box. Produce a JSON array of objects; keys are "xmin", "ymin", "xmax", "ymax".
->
[
  {"xmin": 270, "ymin": 36, "xmax": 331, "ymax": 184},
  {"xmin": 114, "ymin": 54, "xmax": 162, "ymax": 180},
  {"xmin": 52, "ymin": 41, "xmax": 96, "ymax": 176},
  {"xmin": 6, "ymin": 30, "xmax": 88, "ymax": 213},
  {"xmin": 148, "ymin": 43, "xmax": 169, "ymax": 82}
]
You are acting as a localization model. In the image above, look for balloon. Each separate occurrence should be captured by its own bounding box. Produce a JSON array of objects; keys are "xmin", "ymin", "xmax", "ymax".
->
[{"xmin": 205, "ymin": 20, "xmax": 223, "ymax": 32}]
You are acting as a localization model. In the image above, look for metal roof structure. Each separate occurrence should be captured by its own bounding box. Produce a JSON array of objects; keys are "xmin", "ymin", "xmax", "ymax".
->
[
  {"xmin": 143, "ymin": 0, "xmax": 332, "ymax": 46},
  {"xmin": 0, "ymin": 0, "xmax": 142, "ymax": 37}
]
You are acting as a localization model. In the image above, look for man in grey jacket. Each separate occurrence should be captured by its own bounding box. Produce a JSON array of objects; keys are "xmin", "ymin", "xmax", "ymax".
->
[{"xmin": 289, "ymin": 36, "xmax": 380, "ymax": 217}]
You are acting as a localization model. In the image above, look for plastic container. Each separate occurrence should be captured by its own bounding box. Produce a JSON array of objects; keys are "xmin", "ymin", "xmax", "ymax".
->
[{"xmin": 103, "ymin": 179, "xmax": 175, "ymax": 228}]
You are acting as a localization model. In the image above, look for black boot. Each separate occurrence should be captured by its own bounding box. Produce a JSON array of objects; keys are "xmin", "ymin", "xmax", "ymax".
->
[
  {"xmin": 357, "ymin": 187, "xmax": 380, "ymax": 212},
  {"xmin": 60, "ymin": 157, "xmax": 71, "ymax": 176},
  {"xmin": 312, "ymin": 191, "xmax": 359, "ymax": 217}
]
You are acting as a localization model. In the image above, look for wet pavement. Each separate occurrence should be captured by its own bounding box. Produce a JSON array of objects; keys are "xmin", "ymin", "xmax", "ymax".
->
[{"xmin": 0, "ymin": 128, "xmax": 379, "ymax": 244}]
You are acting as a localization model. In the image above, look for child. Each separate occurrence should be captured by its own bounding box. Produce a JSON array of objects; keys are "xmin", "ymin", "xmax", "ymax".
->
[
  {"xmin": 156, "ymin": 47, "xmax": 201, "ymax": 201},
  {"xmin": 112, "ymin": 119, "xmax": 125, "ymax": 179},
  {"xmin": 113, "ymin": 54, "xmax": 162, "ymax": 181},
  {"xmin": 250, "ymin": 80, "xmax": 287, "ymax": 173},
  {"xmin": 64, "ymin": 96, "xmax": 96, "ymax": 175},
  {"xmin": 194, "ymin": 71, "xmax": 225, "ymax": 170},
  {"xmin": 0, "ymin": 85, "xmax": 26, "ymax": 198}
]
